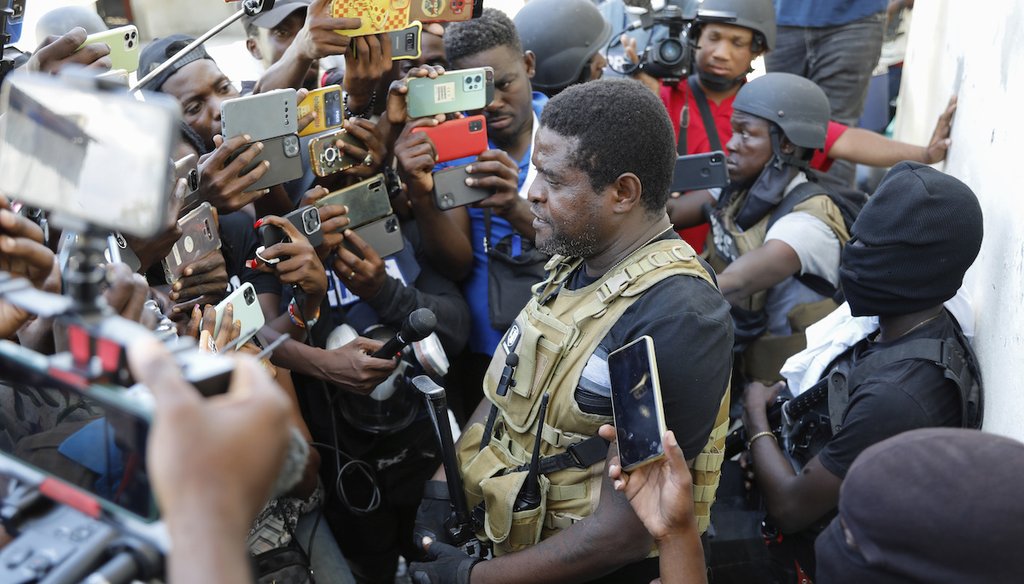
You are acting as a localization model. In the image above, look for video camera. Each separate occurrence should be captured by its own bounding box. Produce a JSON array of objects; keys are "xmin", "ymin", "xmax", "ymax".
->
[{"xmin": 602, "ymin": 0, "xmax": 736, "ymax": 85}]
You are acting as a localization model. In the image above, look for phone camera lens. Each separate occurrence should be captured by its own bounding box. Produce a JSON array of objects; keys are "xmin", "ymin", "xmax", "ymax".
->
[
  {"xmin": 124, "ymin": 33, "xmax": 130, "ymax": 41},
  {"xmin": 244, "ymin": 288, "xmax": 256, "ymax": 304},
  {"xmin": 474, "ymin": 75, "xmax": 482, "ymax": 83}
]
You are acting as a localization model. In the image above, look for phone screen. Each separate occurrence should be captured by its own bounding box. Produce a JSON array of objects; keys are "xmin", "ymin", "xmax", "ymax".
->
[
  {"xmin": 609, "ymin": 336, "xmax": 667, "ymax": 471},
  {"xmin": 0, "ymin": 356, "xmax": 157, "ymax": 522}
]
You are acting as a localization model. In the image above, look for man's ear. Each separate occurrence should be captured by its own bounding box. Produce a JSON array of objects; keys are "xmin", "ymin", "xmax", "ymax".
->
[
  {"xmin": 245, "ymin": 37, "xmax": 263, "ymax": 61},
  {"xmin": 780, "ymin": 137, "xmax": 797, "ymax": 155},
  {"xmin": 524, "ymin": 50, "xmax": 536, "ymax": 79},
  {"xmin": 611, "ymin": 173, "xmax": 644, "ymax": 214}
]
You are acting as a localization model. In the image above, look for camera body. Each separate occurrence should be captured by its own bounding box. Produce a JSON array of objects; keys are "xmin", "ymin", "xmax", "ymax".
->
[{"xmin": 637, "ymin": 3, "xmax": 698, "ymax": 83}]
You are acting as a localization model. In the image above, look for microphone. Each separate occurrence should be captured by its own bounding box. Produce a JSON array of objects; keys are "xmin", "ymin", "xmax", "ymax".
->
[{"xmin": 371, "ymin": 308, "xmax": 436, "ymax": 359}]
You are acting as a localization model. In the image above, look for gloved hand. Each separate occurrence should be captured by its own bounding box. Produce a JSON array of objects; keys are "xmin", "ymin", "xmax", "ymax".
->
[
  {"xmin": 409, "ymin": 540, "xmax": 482, "ymax": 584},
  {"xmin": 413, "ymin": 479, "xmax": 453, "ymax": 551}
]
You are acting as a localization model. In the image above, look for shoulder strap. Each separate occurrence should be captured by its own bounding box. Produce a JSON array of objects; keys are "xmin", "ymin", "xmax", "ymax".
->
[
  {"xmin": 843, "ymin": 331, "xmax": 983, "ymax": 429},
  {"xmin": 688, "ymin": 76, "xmax": 723, "ymax": 153},
  {"xmin": 764, "ymin": 182, "xmax": 840, "ymax": 297}
]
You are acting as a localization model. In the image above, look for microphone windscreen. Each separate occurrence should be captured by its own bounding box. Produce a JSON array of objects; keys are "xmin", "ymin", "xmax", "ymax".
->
[
  {"xmin": 270, "ymin": 426, "xmax": 309, "ymax": 498},
  {"xmin": 403, "ymin": 308, "xmax": 437, "ymax": 342}
]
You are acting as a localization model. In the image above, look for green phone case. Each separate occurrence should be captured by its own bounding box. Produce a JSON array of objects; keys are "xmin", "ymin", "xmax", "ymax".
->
[
  {"xmin": 406, "ymin": 67, "xmax": 495, "ymax": 118},
  {"xmin": 81, "ymin": 25, "xmax": 140, "ymax": 73}
]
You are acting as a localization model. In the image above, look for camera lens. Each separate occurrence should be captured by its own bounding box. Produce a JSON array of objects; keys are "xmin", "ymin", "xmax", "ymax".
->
[
  {"xmin": 658, "ymin": 39, "xmax": 684, "ymax": 65},
  {"xmin": 124, "ymin": 33, "xmax": 130, "ymax": 41},
  {"xmin": 244, "ymin": 287, "xmax": 256, "ymax": 304}
]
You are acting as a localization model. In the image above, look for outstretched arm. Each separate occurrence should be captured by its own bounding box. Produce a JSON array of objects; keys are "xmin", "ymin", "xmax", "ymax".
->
[{"xmin": 828, "ymin": 96, "xmax": 957, "ymax": 167}]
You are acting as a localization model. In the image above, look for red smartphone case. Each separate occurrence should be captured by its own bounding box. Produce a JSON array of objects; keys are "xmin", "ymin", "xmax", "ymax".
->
[{"xmin": 412, "ymin": 115, "xmax": 488, "ymax": 164}]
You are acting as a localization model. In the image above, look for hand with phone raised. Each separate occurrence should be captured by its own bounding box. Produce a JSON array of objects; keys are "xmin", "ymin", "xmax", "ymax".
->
[
  {"xmin": 25, "ymin": 27, "xmax": 111, "ymax": 75},
  {"xmin": 252, "ymin": 214, "xmax": 328, "ymax": 308},
  {"xmin": 466, "ymin": 150, "xmax": 536, "ymax": 238},
  {"xmin": 344, "ymin": 33, "xmax": 392, "ymax": 116},
  {"xmin": 198, "ymin": 134, "xmax": 271, "ymax": 214}
]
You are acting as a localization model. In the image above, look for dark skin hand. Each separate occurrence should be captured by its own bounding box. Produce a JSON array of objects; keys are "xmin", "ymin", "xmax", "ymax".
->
[
  {"xmin": 468, "ymin": 149, "xmax": 536, "ymax": 239},
  {"xmin": 26, "ymin": 27, "xmax": 112, "ymax": 74},
  {"xmin": 185, "ymin": 303, "xmax": 241, "ymax": 353},
  {"xmin": 168, "ymin": 250, "xmax": 230, "ymax": 321},
  {"xmin": 338, "ymin": 118, "xmax": 388, "ymax": 179},
  {"xmin": 344, "ymin": 33, "xmax": 393, "ymax": 115},
  {"xmin": 741, "ymin": 381, "xmax": 843, "ymax": 533},
  {"xmin": 103, "ymin": 263, "xmax": 151, "ymax": 324},
  {"xmin": 0, "ymin": 199, "xmax": 59, "ymax": 337},
  {"xmin": 198, "ymin": 135, "xmax": 271, "ymax": 215},
  {"xmin": 252, "ymin": 215, "xmax": 328, "ymax": 305},
  {"xmin": 301, "ymin": 187, "xmax": 351, "ymax": 261},
  {"xmin": 380, "ymin": 64, "xmax": 449, "ymax": 152},
  {"xmin": 331, "ymin": 228, "xmax": 386, "ymax": 300}
]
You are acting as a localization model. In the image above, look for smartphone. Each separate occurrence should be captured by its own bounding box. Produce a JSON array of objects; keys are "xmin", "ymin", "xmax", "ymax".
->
[
  {"xmin": 409, "ymin": 0, "xmax": 483, "ymax": 23},
  {"xmin": 670, "ymin": 151, "xmax": 729, "ymax": 193},
  {"xmin": 308, "ymin": 128, "xmax": 364, "ymax": 177},
  {"xmin": 412, "ymin": 115, "xmax": 488, "ymax": 163},
  {"xmin": 432, "ymin": 163, "xmax": 492, "ymax": 210},
  {"xmin": 235, "ymin": 133, "xmax": 304, "ymax": 191},
  {"xmin": 407, "ymin": 67, "xmax": 495, "ymax": 118},
  {"xmin": 330, "ymin": 0, "xmax": 412, "ymax": 37},
  {"xmin": 78, "ymin": 25, "xmax": 140, "ymax": 73},
  {"xmin": 259, "ymin": 205, "xmax": 324, "ymax": 250},
  {"xmin": 609, "ymin": 336, "xmax": 668, "ymax": 471},
  {"xmin": 389, "ymin": 21, "xmax": 422, "ymax": 60},
  {"xmin": 3, "ymin": 0, "xmax": 24, "ymax": 44},
  {"xmin": 297, "ymin": 85, "xmax": 343, "ymax": 137},
  {"xmin": 314, "ymin": 174, "xmax": 393, "ymax": 230},
  {"xmin": 208, "ymin": 282, "xmax": 265, "ymax": 347},
  {"xmin": 220, "ymin": 88, "xmax": 298, "ymax": 142},
  {"xmin": 174, "ymin": 153, "xmax": 202, "ymax": 214},
  {"xmin": 162, "ymin": 202, "xmax": 222, "ymax": 284},
  {"xmin": 346, "ymin": 214, "xmax": 404, "ymax": 259}
]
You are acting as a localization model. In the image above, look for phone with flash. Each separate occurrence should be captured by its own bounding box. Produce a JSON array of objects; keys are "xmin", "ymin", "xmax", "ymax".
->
[{"xmin": 608, "ymin": 335, "xmax": 668, "ymax": 471}]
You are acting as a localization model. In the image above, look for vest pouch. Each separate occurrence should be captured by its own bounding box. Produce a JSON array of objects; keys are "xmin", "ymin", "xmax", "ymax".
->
[
  {"xmin": 478, "ymin": 469, "xmax": 550, "ymax": 556},
  {"xmin": 787, "ymin": 298, "xmax": 838, "ymax": 333},
  {"xmin": 459, "ymin": 424, "xmax": 519, "ymax": 510}
]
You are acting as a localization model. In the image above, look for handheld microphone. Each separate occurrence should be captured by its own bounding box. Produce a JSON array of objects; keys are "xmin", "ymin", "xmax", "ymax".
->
[{"xmin": 371, "ymin": 308, "xmax": 436, "ymax": 359}]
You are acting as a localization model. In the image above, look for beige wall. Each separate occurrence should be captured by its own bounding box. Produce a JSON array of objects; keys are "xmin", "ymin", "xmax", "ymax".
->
[{"xmin": 894, "ymin": 1, "xmax": 1024, "ymax": 439}]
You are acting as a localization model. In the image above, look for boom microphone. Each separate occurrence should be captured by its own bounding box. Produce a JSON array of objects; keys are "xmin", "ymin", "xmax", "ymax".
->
[{"xmin": 371, "ymin": 308, "xmax": 437, "ymax": 359}]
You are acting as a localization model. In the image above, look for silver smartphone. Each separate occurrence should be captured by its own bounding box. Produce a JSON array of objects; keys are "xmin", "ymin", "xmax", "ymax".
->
[{"xmin": 220, "ymin": 88, "xmax": 298, "ymax": 142}]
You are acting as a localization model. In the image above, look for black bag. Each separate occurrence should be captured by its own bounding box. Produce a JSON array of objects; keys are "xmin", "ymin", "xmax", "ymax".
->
[
  {"xmin": 254, "ymin": 538, "xmax": 315, "ymax": 584},
  {"xmin": 484, "ymin": 210, "xmax": 549, "ymax": 331}
]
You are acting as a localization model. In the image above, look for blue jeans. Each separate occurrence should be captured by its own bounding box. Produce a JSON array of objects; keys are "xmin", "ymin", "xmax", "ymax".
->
[
  {"xmin": 766, "ymin": 13, "xmax": 885, "ymax": 184},
  {"xmin": 296, "ymin": 510, "xmax": 356, "ymax": 584}
]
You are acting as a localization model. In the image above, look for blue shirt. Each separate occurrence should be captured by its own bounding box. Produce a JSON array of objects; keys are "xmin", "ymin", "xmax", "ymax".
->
[
  {"xmin": 437, "ymin": 91, "xmax": 548, "ymax": 355},
  {"xmin": 774, "ymin": 0, "xmax": 887, "ymax": 27}
]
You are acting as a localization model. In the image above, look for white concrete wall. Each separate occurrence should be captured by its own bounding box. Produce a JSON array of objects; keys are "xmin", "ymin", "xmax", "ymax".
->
[{"xmin": 894, "ymin": 1, "xmax": 1024, "ymax": 440}]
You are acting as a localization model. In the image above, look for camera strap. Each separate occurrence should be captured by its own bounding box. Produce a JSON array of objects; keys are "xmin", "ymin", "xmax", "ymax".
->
[{"xmin": 679, "ymin": 76, "xmax": 723, "ymax": 154}]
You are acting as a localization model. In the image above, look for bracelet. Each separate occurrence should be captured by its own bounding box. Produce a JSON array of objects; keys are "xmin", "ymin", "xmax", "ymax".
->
[
  {"xmin": 288, "ymin": 298, "xmax": 320, "ymax": 329},
  {"xmin": 746, "ymin": 430, "xmax": 777, "ymax": 449},
  {"xmin": 344, "ymin": 90, "xmax": 376, "ymax": 119}
]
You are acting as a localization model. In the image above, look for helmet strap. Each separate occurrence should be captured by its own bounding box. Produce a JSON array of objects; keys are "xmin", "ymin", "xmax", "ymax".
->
[{"xmin": 697, "ymin": 67, "xmax": 745, "ymax": 93}]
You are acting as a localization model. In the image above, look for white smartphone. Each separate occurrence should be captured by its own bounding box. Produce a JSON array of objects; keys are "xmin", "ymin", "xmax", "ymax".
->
[
  {"xmin": 206, "ymin": 283, "xmax": 265, "ymax": 348},
  {"xmin": 608, "ymin": 335, "xmax": 668, "ymax": 471}
]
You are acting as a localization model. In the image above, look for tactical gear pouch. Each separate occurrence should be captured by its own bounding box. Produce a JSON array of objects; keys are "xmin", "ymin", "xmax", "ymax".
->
[{"xmin": 479, "ymin": 469, "xmax": 550, "ymax": 555}]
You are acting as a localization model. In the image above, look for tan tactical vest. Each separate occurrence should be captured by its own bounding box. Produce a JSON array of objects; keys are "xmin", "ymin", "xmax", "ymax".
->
[
  {"xmin": 704, "ymin": 191, "xmax": 850, "ymax": 382},
  {"xmin": 458, "ymin": 239, "xmax": 731, "ymax": 556}
]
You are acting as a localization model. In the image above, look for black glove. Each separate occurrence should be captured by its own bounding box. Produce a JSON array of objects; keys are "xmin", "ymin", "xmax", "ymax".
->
[
  {"xmin": 414, "ymin": 479, "xmax": 452, "ymax": 552},
  {"xmin": 409, "ymin": 541, "xmax": 482, "ymax": 584}
]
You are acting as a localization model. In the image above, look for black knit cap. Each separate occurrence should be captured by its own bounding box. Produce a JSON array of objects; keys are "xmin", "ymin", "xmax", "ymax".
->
[
  {"xmin": 138, "ymin": 34, "xmax": 214, "ymax": 92},
  {"xmin": 839, "ymin": 161, "xmax": 983, "ymax": 316},
  {"xmin": 815, "ymin": 428, "xmax": 1024, "ymax": 583}
]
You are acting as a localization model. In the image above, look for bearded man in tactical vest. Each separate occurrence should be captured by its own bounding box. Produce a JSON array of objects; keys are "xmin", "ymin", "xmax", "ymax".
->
[
  {"xmin": 409, "ymin": 78, "xmax": 734, "ymax": 584},
  {"xmin": 708, "ymin": 72, "xmax": 862, "ymax": 384},
  {"xmin": 741, "ymin": 161, "xmax": 984, "ymax": 582}
]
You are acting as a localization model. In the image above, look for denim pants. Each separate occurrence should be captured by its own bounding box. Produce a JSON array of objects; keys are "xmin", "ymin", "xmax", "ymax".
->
[{"xmin": 766, "ymin": 12, "xmax": 886, "ymax": 184}]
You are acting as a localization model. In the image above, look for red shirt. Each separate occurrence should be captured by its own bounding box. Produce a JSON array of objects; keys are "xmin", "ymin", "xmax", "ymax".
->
[{"xmin": 660, "ymin": 77, "xmax": 849, "ymax": 251}]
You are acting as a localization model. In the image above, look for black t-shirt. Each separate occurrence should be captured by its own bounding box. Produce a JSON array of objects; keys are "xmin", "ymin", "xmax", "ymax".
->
[
  {"xmin": 567, "ymin": 240, "xmax": 734, "ymax": 460},
  {"xmin": 219, "ymin": 211, "xmax": 282, "ymax": 296},
  {"xmin": 817, "ymin": 310, "xmax": 964, "ymax": 479}
]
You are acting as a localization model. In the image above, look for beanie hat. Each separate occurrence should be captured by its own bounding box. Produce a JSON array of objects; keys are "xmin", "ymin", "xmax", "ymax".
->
[
  {"xmin": 839, "ymin": 161, "xmax": 983, "ymax": 316},
  {"xmin": 815, "ymin": 428, "xmax": 1024, "ymax": 584},
  {"xmin": 138, "ymin": 34, "xmax": 214, "ymax": 92}
]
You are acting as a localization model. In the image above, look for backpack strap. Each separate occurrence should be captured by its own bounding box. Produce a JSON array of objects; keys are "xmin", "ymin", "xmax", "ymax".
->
[{"xmin": 764, "ymin": 181, "xmax": 842, "ymax": 298}]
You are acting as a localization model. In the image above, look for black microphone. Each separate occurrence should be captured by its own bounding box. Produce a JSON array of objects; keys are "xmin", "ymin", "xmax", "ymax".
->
[{"xmin": 371, "ymin": 308, "xmax": 437, "ymax": 359}]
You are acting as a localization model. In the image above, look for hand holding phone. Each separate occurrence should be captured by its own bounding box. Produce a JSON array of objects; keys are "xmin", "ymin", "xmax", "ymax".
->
[
  {"xmin": 671, "ymin": 151, "xmax": 729, "ymax": 193},
  {"xmin": 609, "ymin": 336, "xmax": 668, "ymax": 471},
  {"xmin": 199, "ymin": 135, "xmax": 273, "ymax": 214},
  {"xmin": 204, "ymin": 283, "xmax": 265, "ymax": 351},
  {"xmin": 406, "ymin": 67, "xmax": 495, "ymax": 118},
  {"xmin": 78, "ymin": 25, "xmax": 140, "ymax": 73},
  {"xmin": 298, "ymin": 85, "xmax": 344, "ymax": 137},
  {"xmin": 255, "ymin": 213, "xmax": 329, "ymax": 302},
  {"xmin": 412, "ymin": 115, "xmax": 488, "ymax": 163}
]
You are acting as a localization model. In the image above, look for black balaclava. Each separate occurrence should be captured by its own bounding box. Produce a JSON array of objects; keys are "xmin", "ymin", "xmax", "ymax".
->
[{"xmin": 839, "ymin": 162, "xmax": 983, "ymax": 317}]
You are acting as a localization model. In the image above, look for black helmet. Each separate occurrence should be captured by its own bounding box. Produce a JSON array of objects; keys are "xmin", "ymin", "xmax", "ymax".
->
[
  {"xmin": 697, "ymin": 0, "xmax": 776, "ymax": 51},
  {"xmin": 514, "ymin": 0, "xmax": 613, "ymax": 94},
  {"xmin": 733, "ymin": 73, "xmax": 830, "ymax": 150}
]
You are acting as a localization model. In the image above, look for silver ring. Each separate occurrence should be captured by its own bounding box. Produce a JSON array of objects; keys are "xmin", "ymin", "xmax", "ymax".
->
[
  {"xmin": 363, "ymin": 153, "xmax": 374, "ymax": 167},
  {"xmin": 348, "ymin": 271, "xmax": 356, "ymax": 279}
]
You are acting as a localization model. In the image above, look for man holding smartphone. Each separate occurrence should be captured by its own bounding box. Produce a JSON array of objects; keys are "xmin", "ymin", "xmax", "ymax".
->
[{"xmin": 409, "ymin": 78, "xmax": 734, "ymax": 584}]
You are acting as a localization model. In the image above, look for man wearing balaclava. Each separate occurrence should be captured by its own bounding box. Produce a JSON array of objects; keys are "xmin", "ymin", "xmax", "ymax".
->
[
  {"xmin": 740, "ymin": 161, "xmax": 985, "ymax": 582},
  {"xmin": 707, "ymin": 72, "xmax": 856, "ymax": 383}
]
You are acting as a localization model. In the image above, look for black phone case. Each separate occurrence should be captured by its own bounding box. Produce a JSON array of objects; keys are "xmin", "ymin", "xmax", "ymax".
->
[
  {"xmin": 671, "ymin": 151, "xmax": 729, "ymax": 193},
  {"xmin": 432, "ymin": 164, "xmax": 492, "ymax": 210},
  {"xmin": 238, "ymin": 134, "xmax": 304, "ymax": 192}
]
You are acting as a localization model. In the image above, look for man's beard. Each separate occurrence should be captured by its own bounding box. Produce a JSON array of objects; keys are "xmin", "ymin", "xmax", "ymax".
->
[{"xmin": 536, "ymin": 224, "xmax": 601, "ymax": 258}]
